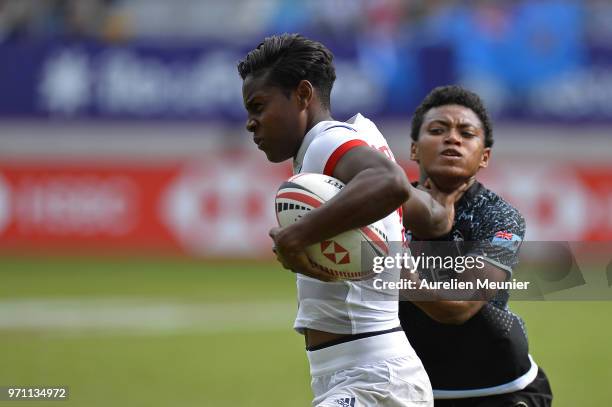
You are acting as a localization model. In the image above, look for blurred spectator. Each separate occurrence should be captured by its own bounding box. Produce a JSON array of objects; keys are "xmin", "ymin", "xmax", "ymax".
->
[
  {"xmin": 586, "ymin": 0, "xmax": 612, "ymax": 49},
  {"xmin": 0, "ymin": 0, "xmax": 126, "ymax": 41},
  {"xmin": 109, "ymin": 0, "xmax": 279, "ymax": 42}
]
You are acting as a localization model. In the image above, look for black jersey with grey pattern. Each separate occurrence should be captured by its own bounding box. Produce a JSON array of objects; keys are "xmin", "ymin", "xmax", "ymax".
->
[{"xmin": 399, "ymin": 181, "xmax": 533, "ymax": 395}]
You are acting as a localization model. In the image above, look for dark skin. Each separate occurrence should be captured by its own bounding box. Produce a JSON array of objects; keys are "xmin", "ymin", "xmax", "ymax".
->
[{"xmin": 407, "ymin": 104, "xmax": 507, "ymax": 325}]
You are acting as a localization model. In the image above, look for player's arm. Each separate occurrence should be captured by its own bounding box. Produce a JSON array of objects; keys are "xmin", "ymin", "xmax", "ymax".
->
[
  {"xmin": 402, "ymin": 179, "xmax": 470, "ymax": 239},
  {"xmin": 403, "ymin": 207, "xmax": 526, "ymax": 324},
  {"xmin": 270, "ymin": 146, "xmax": 409, "ymax": 280},
  {"xmin": 401, "ymin": 263, "xmax": 507, "ymax": 324},
  {"xmin": 301, "ymin": 145, "xmax": 410, "ymax": 242}
]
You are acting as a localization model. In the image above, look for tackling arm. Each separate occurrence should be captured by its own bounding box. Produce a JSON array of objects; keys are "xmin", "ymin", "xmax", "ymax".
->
[
  {"xmin": 403, "ymin": 179, "xmax": 472, "ymax": 239},
  {"xmin": 402, "ymin": 262, "xmax": 507, "ymax": 324},
  {"xmin": 402, "ymin": 187, "xmax": 453, "ymax": 239}
]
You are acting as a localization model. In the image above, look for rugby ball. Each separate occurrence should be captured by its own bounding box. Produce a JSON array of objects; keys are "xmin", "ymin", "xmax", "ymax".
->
[{"xmin": 275, "ymin": 173, "xmax": 389, "ymax": 280}]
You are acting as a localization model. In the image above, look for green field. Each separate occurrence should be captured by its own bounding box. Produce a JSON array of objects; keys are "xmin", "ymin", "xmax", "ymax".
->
[{"xmin": 1, "ymin": 256, "xmax": 611, "ymax": 406}]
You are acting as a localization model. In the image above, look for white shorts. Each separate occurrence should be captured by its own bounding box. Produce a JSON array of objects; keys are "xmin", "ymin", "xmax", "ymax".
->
[{"xmin": 308, "ymin": 331, "xmax": 433, "ymax": 407}]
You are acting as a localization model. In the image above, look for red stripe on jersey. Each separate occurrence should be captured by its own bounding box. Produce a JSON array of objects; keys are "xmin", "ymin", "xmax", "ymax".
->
[
  {"xmin": 397, "ymin": 205, "xmax": 406, "ymax": 244},
  {"xmin": 323, "ymin": 139, "xmax": 369, "ymax": 177},
  {"xmin": 277, "ymin": 192, "xmax": 322, "ymax": 208},
  {"xmin": 360, "ymin": 226, "xmax": 389, "ymax": 255}
]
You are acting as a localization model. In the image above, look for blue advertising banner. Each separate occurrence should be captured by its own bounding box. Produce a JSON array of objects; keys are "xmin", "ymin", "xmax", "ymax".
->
[
  {"xmin": 1, "ymin": 38, "xmax": 611, "ymax": 123},
  {"xmin": 0, "ymin": 40, "xmax": 453, "ymax": 122}
]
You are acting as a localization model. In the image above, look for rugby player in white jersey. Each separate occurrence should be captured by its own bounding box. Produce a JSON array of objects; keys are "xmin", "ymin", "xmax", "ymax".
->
[{"xmin": 238, "ymin": 34, "xmax": 452, "ymax": 407}]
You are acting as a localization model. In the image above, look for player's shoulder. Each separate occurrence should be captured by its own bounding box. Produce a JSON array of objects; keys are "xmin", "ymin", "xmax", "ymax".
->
[
  {"xmin": 314, "ymin": 113, "xmax": 380, "ymax": 138},
  {"xmin": 305, "ymin": 117, "xmax": 365, "ymax": 154},
  {"xmin": 473, "ymin": 183, "xmax": 526, "ymax": 232},
  {"xmin": 299, "ymin": 117, "xmax": 370, "ymax": 174},
  {"xmin": 314, "ymin": 120, "xmax": 358, "ymax": 140}
]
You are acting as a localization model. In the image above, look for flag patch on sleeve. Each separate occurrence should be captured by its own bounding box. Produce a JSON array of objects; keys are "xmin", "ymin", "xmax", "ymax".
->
[{"xmin": 491, "ymin": 231, "xmax": 522, "ymax": 252}]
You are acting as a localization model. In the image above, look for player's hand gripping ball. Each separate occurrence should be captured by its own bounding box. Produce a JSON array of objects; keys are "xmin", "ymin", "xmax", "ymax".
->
[{"xmin": 275, "ymin": 173, "xmax": 388, "ymax": 281}]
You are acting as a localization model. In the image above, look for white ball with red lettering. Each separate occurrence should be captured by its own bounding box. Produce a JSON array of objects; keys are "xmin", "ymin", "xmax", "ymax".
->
[{"xmin": 275, "ymin": 172, "xmax": 389, "ymax": 280}]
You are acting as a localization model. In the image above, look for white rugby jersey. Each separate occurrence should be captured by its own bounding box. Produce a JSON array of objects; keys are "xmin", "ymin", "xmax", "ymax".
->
[{"xmin": 292, "ymin": 113, "xmax": 405, "ymax": 335}]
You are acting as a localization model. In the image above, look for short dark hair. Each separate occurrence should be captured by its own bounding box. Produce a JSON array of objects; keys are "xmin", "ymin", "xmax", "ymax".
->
[
  {"xmin": 237, "ymin": 33, "xmax": 336, "ymax": 109},
  {"xmin": 410, "ymin": 85, "xmax": 494, "ymax": 148}
]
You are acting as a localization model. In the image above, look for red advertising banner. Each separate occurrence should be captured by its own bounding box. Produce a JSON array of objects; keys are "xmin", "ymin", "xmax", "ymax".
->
[
  {"xmin": 0, "ymin": 161, "xmax": 183, "ymax": 253},
  {"xmin": 0, "ymin": 154, "xmax": 610, "ymax": 257}
]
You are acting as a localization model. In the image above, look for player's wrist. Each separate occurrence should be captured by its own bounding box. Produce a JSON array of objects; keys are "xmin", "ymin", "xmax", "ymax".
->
[{"xmin": 277, "ymin": 224, "xmax": 310, "ymax": 252}]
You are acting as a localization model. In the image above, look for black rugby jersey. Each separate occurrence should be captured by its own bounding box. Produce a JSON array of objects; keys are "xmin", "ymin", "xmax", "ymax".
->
[{"xmin": 399, "ymin": 181, "xmax": 536, "ymax": 398}]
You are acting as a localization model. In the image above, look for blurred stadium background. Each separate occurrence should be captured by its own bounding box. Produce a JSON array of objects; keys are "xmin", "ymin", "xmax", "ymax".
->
[{"xmin": 0, "ymin": 0, "xmax": 611, "ymax": 406}]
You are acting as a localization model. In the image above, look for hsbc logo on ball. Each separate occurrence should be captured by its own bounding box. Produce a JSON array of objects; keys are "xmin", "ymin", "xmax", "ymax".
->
[
  {"xmin": 0, "ymin": 174, "xmax": 11, "ymax": 234},
  {"xmin": 321, "ymin": 240, "xmax": 351, "ymax": 265}
]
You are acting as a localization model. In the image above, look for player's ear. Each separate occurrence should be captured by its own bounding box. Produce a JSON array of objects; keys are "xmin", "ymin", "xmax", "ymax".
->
[
  {"xmin": 479, "ymin": 147, "xmax": 491, "ymax": 169},
  {"xmin": 295, "ymin": 80, "xmax": 313, "ymax": 109},
  {"xmin": 410, "ymin": 142, "xmax": 419, "ymax": 163}
]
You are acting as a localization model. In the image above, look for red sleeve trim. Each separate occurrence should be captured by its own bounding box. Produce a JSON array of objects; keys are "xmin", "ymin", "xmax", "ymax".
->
[{"xmin": 323, "ymin": 139, "xmax": 369, "ymax": 176}]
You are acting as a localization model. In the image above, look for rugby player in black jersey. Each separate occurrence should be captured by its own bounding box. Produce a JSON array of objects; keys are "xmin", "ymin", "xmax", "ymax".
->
[{"xmin": 399, "ymin": 85, "xmax": 553, "ymax": 407}]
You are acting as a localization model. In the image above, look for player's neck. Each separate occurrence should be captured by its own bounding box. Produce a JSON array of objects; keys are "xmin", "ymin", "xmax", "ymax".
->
[
  {"xmin": 305, "ymin": 109, "xmax": 333, "ymax": 135},
  {"xmin": 423, "ymin": 174, "xmax": 477, "ymax": 194}
]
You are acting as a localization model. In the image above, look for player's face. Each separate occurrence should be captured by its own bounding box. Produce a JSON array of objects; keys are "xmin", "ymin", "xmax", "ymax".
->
[
  {"xmin": 242, "ymin": 73, "xmax": 307, "ymax": 163},
  {"xmin": 411, "ymin": 104, "xmax": 490, "ymax": 184}
]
